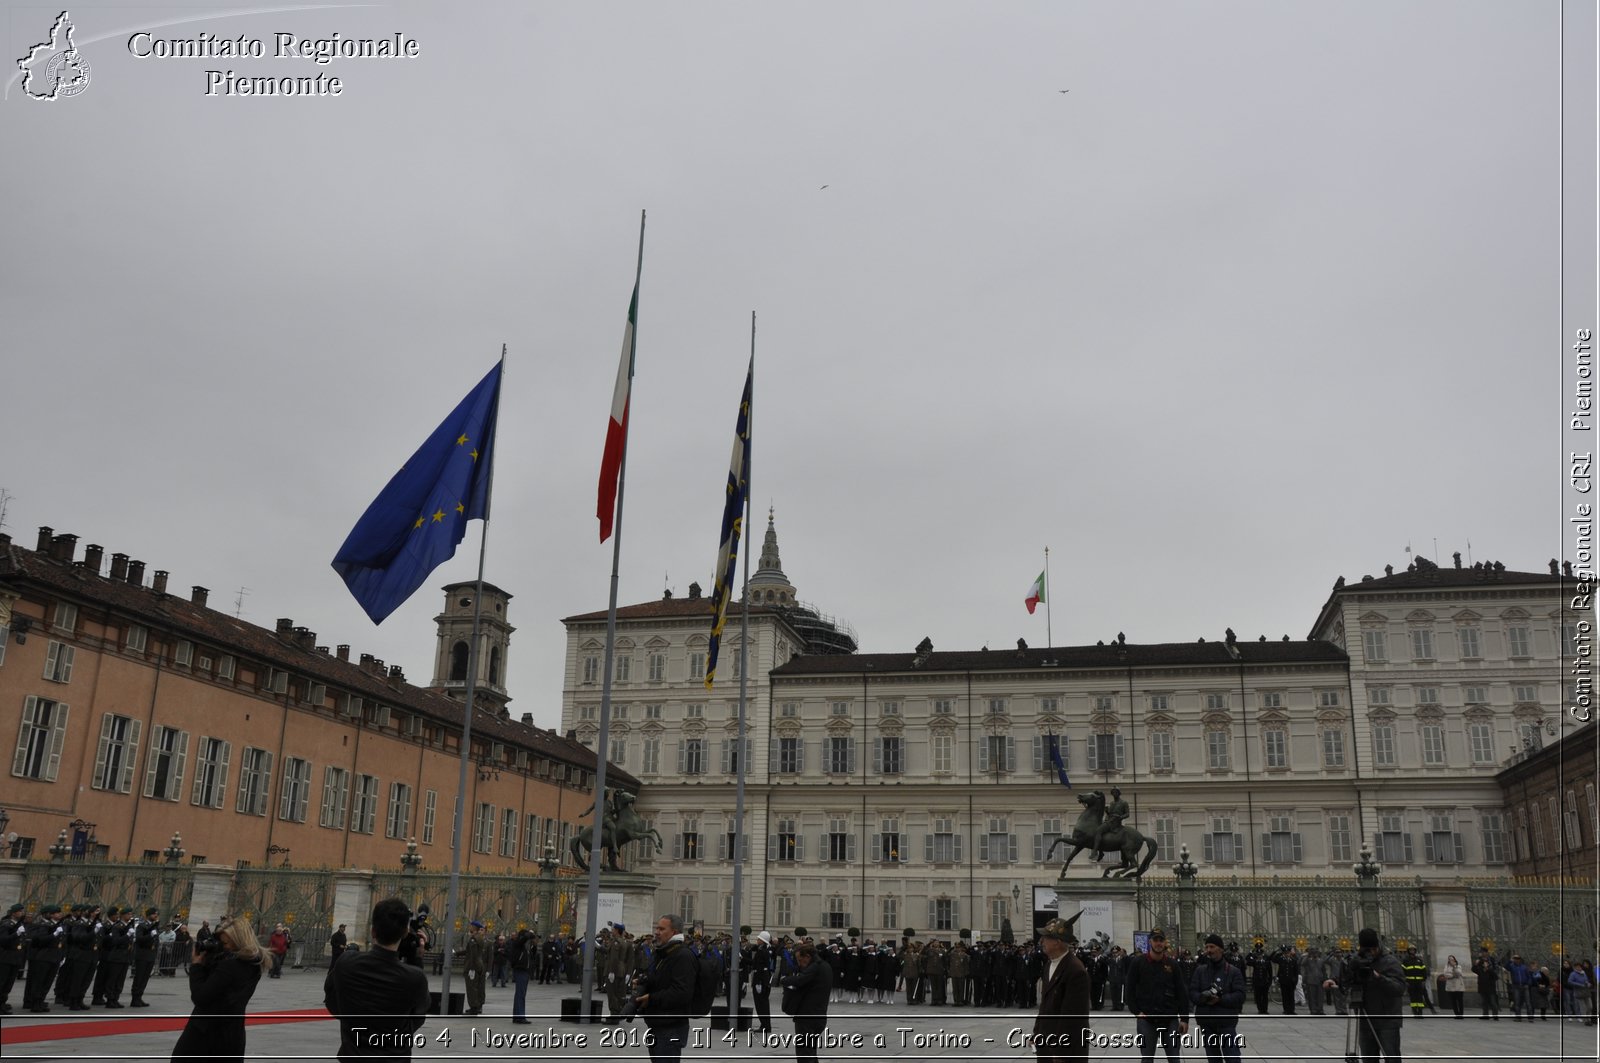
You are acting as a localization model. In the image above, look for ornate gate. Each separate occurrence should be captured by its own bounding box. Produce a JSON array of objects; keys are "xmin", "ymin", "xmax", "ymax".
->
[
  {"xmin": 1465, "ymin": 878, "xmax": 1598, "ymax": 963},
  {"xmin": 229, "ymin": 867, "xmax": 335, "ymax": 966},
  {"xmin": 19, "ymin": 860, "xmax": 194, "ymax": 923}
]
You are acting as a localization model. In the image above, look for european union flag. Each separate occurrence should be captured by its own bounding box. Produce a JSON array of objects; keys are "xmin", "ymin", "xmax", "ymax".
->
[
  {"xmin": 706, "ymin": 360, "xmax": 752, "ymax": 688},
  {"xmin": 332, "ymin": 362, "xmax": 502, "ymax": 624},
  {"xmin": 1047, "ymin": 732, "xmax": 1072, "ymax": 789}
]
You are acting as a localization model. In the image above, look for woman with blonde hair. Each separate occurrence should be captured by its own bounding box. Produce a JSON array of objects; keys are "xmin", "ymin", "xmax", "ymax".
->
[{"xmin": 171, "ymin": 915, "xmax": 273, "ymax": 1061}]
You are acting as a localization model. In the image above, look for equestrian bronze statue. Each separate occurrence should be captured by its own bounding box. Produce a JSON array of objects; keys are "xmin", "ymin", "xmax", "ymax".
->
[
  {"xmin": 571, "ymin": 788, "xmax": 664, "ymax": 872},
  {"xmin": 1044, "ymin": 789, "xmax": 1159, "ymax": 880}
]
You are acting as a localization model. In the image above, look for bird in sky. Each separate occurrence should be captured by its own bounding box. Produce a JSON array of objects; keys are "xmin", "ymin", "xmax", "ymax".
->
[
  {"xmin": 820, "ymin": 184, "xmax": 829, "ymax": 189},
  {"xmin": 1059, "ymin": 89, "xmax": 1069, "ymax": 94}
]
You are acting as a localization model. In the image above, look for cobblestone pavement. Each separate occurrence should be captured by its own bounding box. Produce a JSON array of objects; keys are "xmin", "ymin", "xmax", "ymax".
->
[{"xmin": 1, "ymin": 964, "xmax": 1593, "ymax": 1062}]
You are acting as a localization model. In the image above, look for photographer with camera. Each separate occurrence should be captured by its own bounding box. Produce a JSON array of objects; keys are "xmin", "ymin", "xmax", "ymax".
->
[
  {"xmin": 1189, "ymin": 934, "xmax": 1245, "ymax": 1063},
  {"xmin": 398, "ymin": 905, "xmax": 431, "ymax": 969},
  {"xmin": 630, "ymin": 915, "xmax": 696, "ymax": 1062},
  {"xmin": 170, "ymin": 915, "xmax": 273, "ymax": 1059},
  {"xmin": 1322, "ymin": 928, "xmax": 1407, "ymax": 1062}
]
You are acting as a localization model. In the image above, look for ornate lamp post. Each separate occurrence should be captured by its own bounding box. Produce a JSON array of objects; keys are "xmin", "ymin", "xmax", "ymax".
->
[
  {"xmin": 400, "ymin": 838, "xmax": 422, "ymax": 872},
  {"xmin": 1353, "ymin": 843, "xmax": 1383, "ymax": 931},
  {"xmin": 163, "ymin": 832, "xmax": 185, "ymax": 863},
  {"xmin": 266, "ymin": 845, "xmax": 291, "ymax": 866},
  {"xmin": 48, "ymin": 828, "xmax": 71, "ymax": 861},
  {"xmin": 1174, "ymin": 843, "xmax": 1199, "ymax": 947},
  {"xmin": 537, "ymin": 843, "xmax": 560, "ymax": 934},
  {"xmin": 1011, "ymin": 883, "xmax": 1021, "ymax": 914}
]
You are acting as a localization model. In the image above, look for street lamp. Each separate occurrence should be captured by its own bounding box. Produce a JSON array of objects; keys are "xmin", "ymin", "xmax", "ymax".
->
[
  {"xmin": 1174, "ymin": 843, "xmax": 1199, "ymax": 882},
  {"xmin": 48, "ymin": 829, "xmax": 70, "ymax": 861},
  {"xmin": 1011, "ymin": 884, "xmax": 1021, "ymax": 913},
  {"xmin": 1352, "ymin": 843, "xmax": 1383, "ymax": 882},
  {"xmin": 0, "ymin": 808, "xmax": 10, "ymax": 839},
  {"xmin": 401, "ymin": 838, "xmax": 422, "ymax": 871},
  {"xmin": 162, "ymin": 832, "xmax": 185, "ymax": 863},
  {"xmin": 266, "ymin": 845, "xmax": 291, "ymax": 866}
]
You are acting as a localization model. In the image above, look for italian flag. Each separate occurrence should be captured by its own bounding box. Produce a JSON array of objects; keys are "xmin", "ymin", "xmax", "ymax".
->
[
  {"xmin": 597, "ymin": 284, "xmax": 637, "ymax": 542},
  {"xmin": 1025, "ymin": 570, "xmax": 1046, "ymax": 614}
]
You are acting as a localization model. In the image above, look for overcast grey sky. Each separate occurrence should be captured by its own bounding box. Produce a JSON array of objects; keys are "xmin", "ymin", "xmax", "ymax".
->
[{"xmin": 3, "ymin": 1, "xmax": 1592, "ymax": 729}]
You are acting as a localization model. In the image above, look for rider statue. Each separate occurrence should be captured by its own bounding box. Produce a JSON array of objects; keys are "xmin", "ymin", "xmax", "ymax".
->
[{"xmin": 1091, "ymin": 786, "xmax": 1129, "ymax": 860}]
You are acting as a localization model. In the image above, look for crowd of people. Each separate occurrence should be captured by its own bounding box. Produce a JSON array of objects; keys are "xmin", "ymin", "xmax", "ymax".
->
[{"xmin": 0, "ymin": 901, "xmax": 208, "ymax": 1014}]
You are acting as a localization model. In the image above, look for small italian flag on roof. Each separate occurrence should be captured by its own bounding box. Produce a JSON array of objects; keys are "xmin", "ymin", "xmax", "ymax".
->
[{"xmin": 1025, "ymin": 570, "xmax": 1046, "ymax": 614}]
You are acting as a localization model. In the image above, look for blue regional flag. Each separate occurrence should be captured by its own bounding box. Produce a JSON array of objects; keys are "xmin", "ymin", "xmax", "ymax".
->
[
  {"xmin": 332, "ymin": 362, "xmax": 502, "ymax": 624},
  {"xmin": 706, "ymin": 360, "xmax": 752, "ymax": 688},
  {"xmin": 1047, "ymin": 732, "xmax": 1073, "ymax": 789}
]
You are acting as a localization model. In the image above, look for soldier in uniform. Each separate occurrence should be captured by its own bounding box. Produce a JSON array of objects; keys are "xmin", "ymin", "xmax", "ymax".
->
[
  {"xmin": 461, "ymin": 920, "xmax": 491, "ymax": 1017},
  {"xmin": 100, "ymin": 906, "xmax": 134, "ymax": 1007},
  {"xmin": 0, "ymin": 903, "xmax": 28, "ymax": 1013},
  {"xmin": 23, "ymin": 904, "xmax": 66, "ymax": 1012},
  {"xmin": 949, "ymin": 940, "xmax": 971, "ymax": 1005},
  {"xmin": 1092, "ymin": 787, "xmax": 1130, "ymax": 861},
  {"xmin": 90, "ymin": 905, "xmax": 114, "ymax": 1005},
  {"xmin": 130, "ymin": 907, "xmax": 160, "ymax": 1007},
  {"xmin": 602, "ymin": 923, "xmax": 637, "ymax": 1024},
  {"xmin": 63, "ymin": 904, "xmax": 102, "ymax": 1010}
]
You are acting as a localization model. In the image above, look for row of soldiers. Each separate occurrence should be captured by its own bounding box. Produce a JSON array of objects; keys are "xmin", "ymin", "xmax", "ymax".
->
[{"xmin": 0, "ymin": 902, "xmax": 173, "ymax": 1014}]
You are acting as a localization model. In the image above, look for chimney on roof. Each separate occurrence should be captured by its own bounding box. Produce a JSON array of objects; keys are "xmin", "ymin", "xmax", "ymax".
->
[
  {"xmin": 126, "ymin": 560, "xmax": 145, "ymax": 586},
  {"xmin": 521, "ymin": 713, "xmax": 534, "ymax": 725},
  {"xmin": 294, "ymin": 627, "xmax": 315, "ymax": 650},
  {"xmin": 0, "ymin": 532, "xmax": 9, "ymax": 546},
  {"xmin": 688, "ymin": 581, "xmax": 702, "ymax": 599},
  {"xmin": 191, "ymin": 586, "xmax": 209, "ymax": 607},
  {"xmin": 316, "ymin": 646, "xmax": 328, "ymax": 655},
  {"xmin": 388, "ymin": 665, "xmax": 405, "ymax": 681},
  {"xmin": 152, "ymin": 570, "xmax": 169, "ymax": 595},
  {"xmin": 359, "ymin": 652, "xmax": 374, "ymax": 668},
  {"xmin": 337, "ymin": 644, "xmax": 350, "ymax": 662},
  {"xmin": 51, "ymin": 534, "xmax": 77, "ymax": 562},
  {"xmin": 36, "ymin": 527, "xmax": 54, "ymax": 552},
  {"xmin": 110, "ymin": 553, "xmax": 129, "ymax": 580},
  {"xmin": 372, "ymin": 658, "xmax": 385, "ymax": 674},
  {"xmin": 277, "ymin": 618, "xmax": 294, "ymax": 635},
  {"xmin": 83, "ymin": 544, "xmax": 104, "ymax": 574}
]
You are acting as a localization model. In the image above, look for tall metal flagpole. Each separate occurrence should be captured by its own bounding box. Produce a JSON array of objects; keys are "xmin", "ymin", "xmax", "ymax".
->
[
  {"xmin": 1044, "ymin": 545, "xmax": 1052, "ymax": 649},
  {"xmin": 438, "ymin": 345, "xmax": 505, "ymax": 1012},
  {"xmin": 728, "ymin": 313, "xmax": 755, "ymax": 1021},
  {"xmin": 581, "ymin": 210, "xmax": 646, "ymax": 1021}
]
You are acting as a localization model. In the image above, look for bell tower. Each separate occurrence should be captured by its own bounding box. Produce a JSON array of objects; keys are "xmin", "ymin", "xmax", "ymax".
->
[
  {"xmin": 431, "ymin": 581, "xmax": 515, "ymax": 716},
  {"xmin": 746, "ymin": 507, "xmax": 797, "ymax": 606}
]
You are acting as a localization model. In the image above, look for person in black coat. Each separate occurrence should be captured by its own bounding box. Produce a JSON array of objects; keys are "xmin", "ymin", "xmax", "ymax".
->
[
  {"xmin": 1271, "ymin": 946, "xmax": 1300, "ymax": 1015},
  {"xmin": 1124, "ymin": 930, "xmax": 1190, "ymax": 1063},
  {"xmin": 170, "ymin": 915, "xmax": 273, "ymax": 1061},
  {"xmin": 324, "ymin": 899, "xmax": 430, "ymax": 1061},
  {"xmin": 635, "ymin": 915, "xmax": 696, "ymax": 1063},
  {"xmin": 329, "ymin": 925, "xmax": 349, "ymax": 967},
  {"xmin": 1244, "ymin": 944, "xmax": 1272, "ymax": 1014},
  {"xmin": 749, "ymin": 931, "xmax": 775, "ymax": 1034},
  {"xmin": 1032, "ymin": 917, "xmax": 1091, "ymax": 1063},
  {"xmin": 1189, "ymin": 935, "xmax": 1246, "ymax": 1063},
  {"xmin": 780, "ymin": 943, "xmax": 833, "ymax": 1062}
]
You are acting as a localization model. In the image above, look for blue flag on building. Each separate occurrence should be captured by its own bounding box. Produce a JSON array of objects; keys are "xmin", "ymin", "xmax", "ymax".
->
[
  {"xmin": 332, "ymin": 362, "xmax": 503, "ymax": 624},
  {"xmin": 1047, "ymin": 732, "xmax": 1072, "ymax": 789},
  {"xmin": 706, "ymin": 359, "xmax": 752, "ymax": 688}
]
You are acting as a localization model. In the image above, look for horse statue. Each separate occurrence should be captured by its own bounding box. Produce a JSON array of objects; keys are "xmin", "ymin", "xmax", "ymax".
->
[
  {"xmin": 571, "ymin": 788, "xmax": 664, "ymax": 872},
  {"xmin": 1044, "ymin": 789, "xmax": 1159, "ymax": 880}
]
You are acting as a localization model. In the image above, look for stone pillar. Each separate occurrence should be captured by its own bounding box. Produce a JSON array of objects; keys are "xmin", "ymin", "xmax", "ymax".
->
[
  {"xmin": 572, "ymin": 872, "xmax": 659, "ymax": 935},
  {"xmin": 187, "ymin": 864, "xmax": 236, "ymax": 929},
  {"xmin": 0, "ymin": 858, "xmax": 28, "ymax": 906},
  {"xmin": 1054, "ymin": 878, "xmax": 1140, "ymax": 947},
  {"xmin": 1422, "ymin": 882, "xmax": 1469, "ymax": 973},
  {"xmin": 332, "ymin": 871, "xmax": 376, "ymax": 947}
]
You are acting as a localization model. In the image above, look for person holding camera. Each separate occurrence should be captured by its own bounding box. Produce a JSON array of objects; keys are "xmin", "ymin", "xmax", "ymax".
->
[
  {"xmin": 632, "ymin": 914, "xmax": 696, "ymax": 1062},
  {"xmin": 398, "ymin": 905, "xmax": 430, "ymax": 969},
  {"xmin": 780, "ymin": 943, "xmax": 834, "ymax": 1062},
  {"xmin": 170, "ymin": 915, "xmax": 274, "ymax": 1060},
  {"xmin": 1322, "ymin": 928, "xmax": 1407, "ymax": 1062},
  {"xmin": 324, "ymin": 898, "xmax": 430, "ymax": 1061},
  {"xmin": 1189, "ymin": 934, "xmax": 1245, "ymax": 1063}
]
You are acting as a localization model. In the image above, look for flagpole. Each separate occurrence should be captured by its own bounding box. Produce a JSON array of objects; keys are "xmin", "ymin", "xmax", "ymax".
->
[
  {"xmin": 437, "ymin": 344, "xmax": 505, "ymax": 1012},
  {"xmin": 728, "ymin": 313, "xmax": 755, "ymax": 1018},
  {"xmin": 581, "ymin": 210, "xmax": 645, "ymax": 1021},
  {"xmin": 1044, "ymin": 545, "xmax": 1052, "ymax": 650}
]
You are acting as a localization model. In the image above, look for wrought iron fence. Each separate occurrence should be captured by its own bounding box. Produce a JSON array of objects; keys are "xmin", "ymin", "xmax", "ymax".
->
[
  {"xmin": 18, "ymin": 859, "xmax": 194, "ymax": 922},
  {"xmin": 1137, "ymin": 876, "xmax": 1429, "ymax": 956},
  {"xmin": 229, "ymin": 866, "xmax": 336, "ymax": 967},
  {"xmin": 1464, "ymin": 879, "xmax": 1598, "ymax": 964},
  {"xmin": 367, "ymin": 869, "xmax": 580, "ymax": 973}
]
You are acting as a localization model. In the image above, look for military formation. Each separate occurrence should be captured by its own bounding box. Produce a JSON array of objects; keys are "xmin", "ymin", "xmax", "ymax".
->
[{"xmin": 0, "ymin": 902, "xmax": 170, "ymax": 1014}]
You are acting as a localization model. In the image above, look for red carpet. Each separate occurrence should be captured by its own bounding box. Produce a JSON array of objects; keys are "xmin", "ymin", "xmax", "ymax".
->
[{"xmin": 0, "ymin": 1007, "xmax": 331, "ymax": 1045}]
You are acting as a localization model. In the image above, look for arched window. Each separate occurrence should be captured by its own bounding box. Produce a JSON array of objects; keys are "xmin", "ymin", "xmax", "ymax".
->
[
  {"xmin": 489, "ymin": 646, "xmax": 501, "ymax": 685},
  {"xmin": 450, "ymin": 641, "xmax": 470, "ymax": 681}
]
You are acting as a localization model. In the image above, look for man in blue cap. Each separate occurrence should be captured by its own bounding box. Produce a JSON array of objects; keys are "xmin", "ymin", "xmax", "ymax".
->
[{"xmin": 462, "ymin": 920, "xmax": 490, "ymax": 1016}]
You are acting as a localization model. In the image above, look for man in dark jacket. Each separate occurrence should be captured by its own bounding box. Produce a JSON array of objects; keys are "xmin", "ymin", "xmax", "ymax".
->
[
  {"xmin": 0, "ymin": 904, "xmax": 28, "ymax": 1013},
  {"xmin": 130, "ymin": 907, "xmax": 160, "ymax": 1007},
  {"xmin": 780, "ymin": 943, "xmax": 833, "ymax": 1062},
  {"xmin": 1323, "ymin": 928, "xmax": 1407, "ymax": 1062},
  {"xmin": 1271, "ymin": 946, "xmax": 1300, "ymax": 1015},
  {"xmin": 635, "ymin": 915, "xmax": 696, "ymax": 1063},
  {"xmin": 1471, "ymin": 948, "xmax": 1500, "ymax": 1019},
  {"xmin": 1189, "ymin": 934, "xmax": 1246, "ymax": 1062},
  {"xmin": 323, "ymin": 898, "xmax": 430, "ymax": 1061},
  {"xmin": 1032, "ymin": 916, "xmax": 1091, "ymax": 1062},
  {"xmin": 329, "ymin": 925, "xmax": 349, "ymax": 967},
  {"xmin": 1244, "ymin": 943, "xmax": 1272, "ymax": 1014},
  {"xmin": 1124, "ymin": 929, "xmax": 1189, "ymax": 1062}
]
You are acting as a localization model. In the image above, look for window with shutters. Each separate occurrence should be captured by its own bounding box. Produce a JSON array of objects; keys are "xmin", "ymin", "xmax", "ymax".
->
[
  {"xmin": 827, "ymin": 816, "xmax": 851, "ymax": 862},
  {"xmin": 146, "ymin": 725, "xmax": 189, "ymax": 801},
  {"xmin": 279, "ymin": 757, "xmax": 310, "ymax": 822},
  {"xmin": 235, "ymin": 747, "xmax": 272, "ymax": 815},
  {"xmin": 1367, "ymin": 686, "xmax": 1391, "ymax": 706},
  {"xmin": 581, "ymin": 656, "xmax": 598, "ymax": 683},
  {"xmin": 720, "ymin": 738, "xmax": 751, "ymax": 775},
  {"xmin": 609, "ymin": 736, "xmax": 627, "ymax": 767},
  {"xmin": 826, "ymin": 736, "xmax": 854, "ymax": 775},
  {"xmin": 932, "ymin": 699, "xmax": 953, "ymax": 716},
  {"xmin": 688, "ymin": 652, "xmax": 706, "ymax": 680},
  {"xmin": 678, "ymin": 816, "xmax": 701, "ymax": 862},
  {"xmin": 1036, "ymin": 816, "xmax": 1063, "ymax": 864},
  {"xmin": 823, "ymin": 895, "xmax": 848, "ymax": 930},
  {"xmin": 932, "ymin": 733, "xmax": 954, "ymax": 773},
  {"xmin": 779, "ymin": 701, "xmax": 798, "ymax": 718},
  {"xmin": 1262, "ymin": 727, "xmax": 1288, "ymax": 770},
  {"xmin": 43, "ymin": 641, "xmax": 74, "ymax": 683},
  {"xmin": 831, "ymin": 701, "xmax": 850, "ymax": 717},
  {"xmin": 931, "ymin": 898, "xmax": 955, "ymax": 932},
  {"xmin": 124, "ymin": 624, "xmax": 148, "ymax": 653},
  {"xmin": 642, "ymin": 737, "xmax": 660, "ymax": 774},
  {"xmin": 1259, "ymin": 692, "xmax": 1284, "ymax": 710},
  {"xmin": 879, "ymin": 817, "xmax": 903, "ymax": 863},
  {"xmin": 1506, "ymin": 625, "xmax": 1531, "ymax": 658},
  {"xmin": 422, "ymin": 789, "xmax": 436, "ymax": 844},
  {"xmin": 775, "ymin": 894, "xmax": 793, "ymax": 929},
  {"xmin": 1468, "ymin": 722, "xmax": 1495, "ymax": 764},
  {"xmin": 471, "ymin": 802, "xmax": 494, "ymax": 852},
  {"xmin": 879, "ymin": 700, "xmax": 900, "ymax": 717},
  {"xmin": 1512, "ymin": 684, "xmax": 1538, "ymax": 705},
  {"xmin": 1204, "ymin": 815, "xmax": 1239, "ymax": 864},
  {"xmin": 1420, "ymin": 723, "xmax": 1445, "ymax": 766},
  {"xmin": 1148, "ymin": 693, "xmax": 1169, "ymax": 712},
  {"xmin": 645, "ymin": 704, "xmax": 663, "ymax": 720},
  {"xmin": 578, "ymin": 706, "xmax": 597, "ymax": 721},
  {"xmin": 1152, "ymin": 815, "xmax": 1176, "ymax": 863},
  {"xmin": 1425, "ymin": 811, "xmax": 1459, "ymax": 863},
  {"xmin": 1410, "ymin": 628, "xmax": 1434, "ymax": 661},
  {"xmin": 614, "ymin": 655, "xmax": 631, "ymax": 682},
  {"xmin": 647, "ymin": 653, "xmax": 665, "ymax": 681},
  {"xmin": 192, "ymin": 737, "xmax": 231, "ymax": 809},
  {"xmin": 1362, "ymin": 629, "xmax": 1387, "ymax": 662},
  {"xmin": 875, "ymin": 735, "xmax": 903, "ymax": 775},
  {"xmin": 1321, "ymin": 727, "xmax": 1346, "ymax": 768},
  {"xmin": 983, "ymin": 815, "xmax": 1013, "ymax": 865},
  {"xmin": 1327, "ymin": 813, "xmax": 1353, "ymax": 863},
  {"xmin": 686, "ymin": 703, "xmax": 703, "ymax": 718},
  {"xmin": 1463, "ymin": 686, "xmax": 1487, "ymax": 705},
  {"xmin": 989, "ymin": 897, "xmax": 1010, "ymax": 932},
  {"xmin": 678, "ymin": 892, "xmax": 696, "ymax": 927},
  {"xmin": 500, "ymin": 808, "xmax": 518, "ymax": 857},
  {"xmin": 1372, "ymin": 722, "xmax": 1397, "ymax": 767},
  {"xmin": 1148, "ymin": 730, "xmax": 1173, "ymax": 772},
  {"xmin": 930, "ymin": 816, "xmax": 958, "ymax": 863},
  {"xmin": 93, "ymin": 713, "xmax": 142, "ymax": 793},
  {"xmin": 776, "ymin": 736, "xmax": 801, "ymax": 774},
  {"xmin": 1087, "ymin": 731, "xmax": 1125, "ymax": 772},
  {"xmin": 774, "ymin": 818, "xmax": 799, "ymax": 862},
  {"xmin": 881, "ymin": 896, "xmax": 897, "ymax": 929},
  {"xmin": 1205, "ymin": 729, "xmax": 1230, "ymax": 770},
  {"xmin": 1458, "ymin": 626, "xmax": 1482, "ymax": 659},
  {"xmin": 319, "ymin": 766, "xmax": 349, "ymax": 828},
  {"xmin": 1205, "ymin": 693, "xmax": 1229, "ymax": 711},
  {"xmin": 387, "ymin": 782, "xmax": 412, "ymax": 838},
  {"xmin": 1318, "ymin": 691, "xmax": 1342, "ymax": 708},
  {"xmin": 1565, "ymin": 790, "xmax": 1584, "ymax": 849},
  {"xmin": 721, "ymin": 822, "xmax": 747, "ymax": 863},
  {"xmin": 1264, "ymin": 814, "xmax": 1300, "ymax": 864},
  {"xmin": 978, "ymin": 734, "xmax": 1014, "ymax": 773},
  {"xmin": 681, "ymin": 738, "xmax": 704, "ymax": 775},
  {"xmin": 1093, "ymin": 695, "xmax": 1115, "ymax": 712},
  {"xmin": 1377, "ymin": 812, "xmax": 1410, "ymax": 864},
  {"xmin": 986, "ymin": 698, "xmax": 1008, "ymax": 717},
  {"xmin": 1479, "ymin": 811, "xmax": 1506, "ymax": 863}
]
